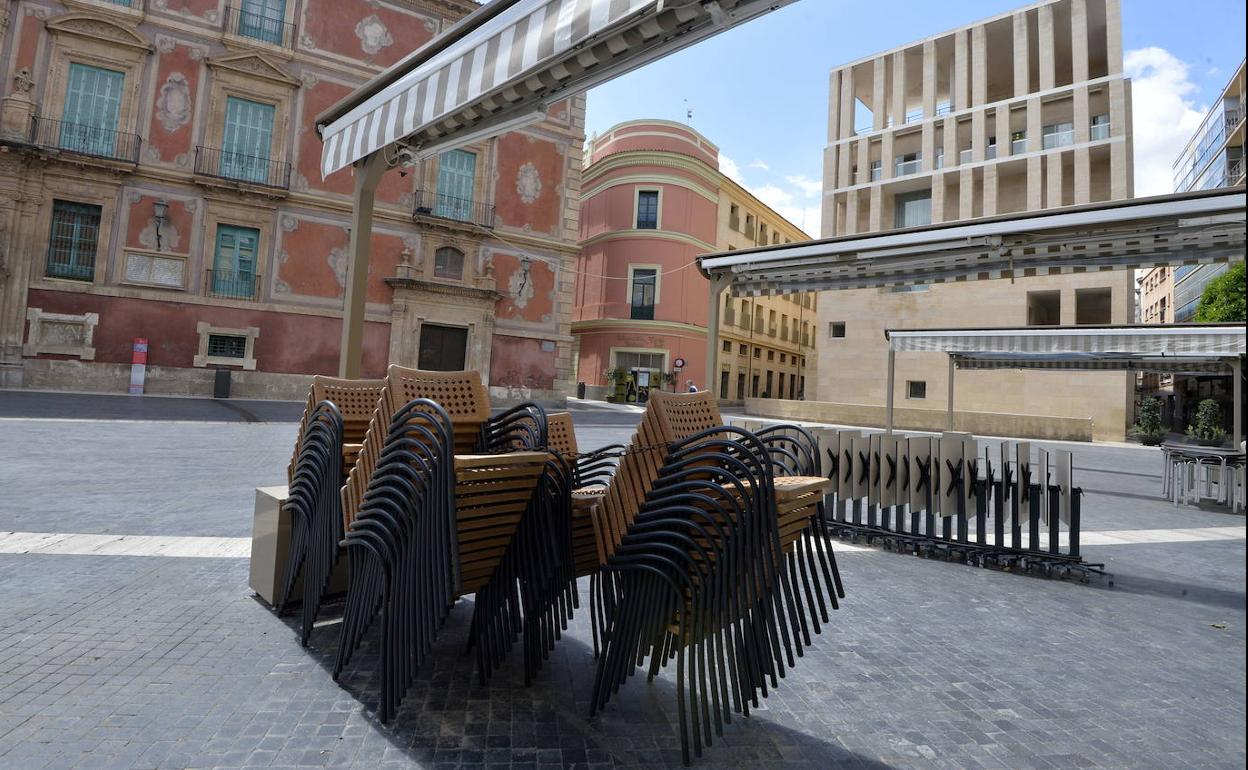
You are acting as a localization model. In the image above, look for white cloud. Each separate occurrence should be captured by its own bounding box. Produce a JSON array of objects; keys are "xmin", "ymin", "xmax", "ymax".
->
[
  {"xmin": 748, "ymin": 159, "xmax": 771, "ymax": 171},
  {"xmin": 753, "ymin": 184, "xmax": 794, "ymax": 208},
  {"xmin": 1124, "ymin": 47, "xmax": 1207, "ymax": 196},
  {"xmin": 718, "ymin": 154, "xmax": 743, "ymax": 182},
  {"xmin": 784, "ymin": 175, "xmax": 822, "ymax": 197}
]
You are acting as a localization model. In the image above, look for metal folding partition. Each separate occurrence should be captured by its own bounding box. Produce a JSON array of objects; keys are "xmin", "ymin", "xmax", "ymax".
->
[{"xmin": 734, "ymin": 420, "xmax": 1110, "ymax": 583}]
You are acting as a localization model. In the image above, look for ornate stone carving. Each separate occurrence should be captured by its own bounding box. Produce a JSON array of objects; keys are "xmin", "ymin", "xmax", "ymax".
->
[
  {"xmin": 24, "ymin": 308, "xmax": 98, "ymax": 360},
  {"xmin": 280, "ymin": 214, "xmax": 299, "ymax": 232},
  {"xmin": 45, "ymin": 15, "xmax": 153, "ymax": 53},
  {"xmin": 12, "ymin": 68, "xmax": 34, "ymax": 95},
  {"xmin": 355, "ymin": 15, "xmax": 393, "ymax": 55},
  {"xmin": 174, "ymin": 152, "xmax": 190, "ymax": 169},
  {"xmin": 206, "ymin": 53, "xmax": 299, "ymax": 87},
  {"xmin": 144, "ymin": 144, "xmax": 163, "ymax": 163},
  {"xmin": 328, "ymin": 246, "xmax": 348, "ymax": 288},
  {"xmin": 155, "ymin": 72, "xmax": 192, "ymax": 132},
  {"xmin": 516, "ymin": 162, "xmax": 542, "ymax": 204},
  {"xmin": 154, "ymin": 35, "xmax": 177, "ymax": 54}
]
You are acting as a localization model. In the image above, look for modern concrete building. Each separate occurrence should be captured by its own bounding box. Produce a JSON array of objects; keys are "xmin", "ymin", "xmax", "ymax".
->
[
  {"xmin": 0, "ymin": 0, "xmax": 585, "ymax": 403},
  {"xmin": 573, "ymin": 120, "xmax": 816, "ymax": 403},
  {"xmin": 816, "ymin": 0, "xmax": 1136, "ymax": 441}
]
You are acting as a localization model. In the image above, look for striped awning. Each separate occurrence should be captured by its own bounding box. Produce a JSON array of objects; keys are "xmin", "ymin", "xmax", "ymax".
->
[
  {"xmin": 886, "ymin": 324, "xmax": 1245, "ymax": 374},
  {"xmin": 318, "ymin": 0, "xmax": 795, "ymax": 177}
]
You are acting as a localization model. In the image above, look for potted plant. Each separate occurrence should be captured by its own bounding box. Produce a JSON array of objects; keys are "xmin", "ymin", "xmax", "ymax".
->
[
  {"xmin": 1186, "ymin": 398, "xmax": 1228, "ymax": 447},
  {"xmin": 1130, "ymin": 396, "xmax": 1166, "ymax": 446},
  {"xmin": 603, "ymin": 368, "xmax": 630, "ymax": 403}
]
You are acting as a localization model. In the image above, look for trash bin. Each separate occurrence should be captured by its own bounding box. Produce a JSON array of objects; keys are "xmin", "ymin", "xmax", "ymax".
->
[
  {"xmin": 577, "ymin": 382, "xmax": 586, "ymax": 399},
  {"xmin": 213, "ymin": 367, "xmax": 231, "ymax": 399}
]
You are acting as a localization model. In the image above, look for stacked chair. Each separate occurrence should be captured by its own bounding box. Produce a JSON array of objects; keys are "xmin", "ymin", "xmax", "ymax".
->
[{"xmin": 587, "ymin": 390, "xmax": 842, "ymax": 764}]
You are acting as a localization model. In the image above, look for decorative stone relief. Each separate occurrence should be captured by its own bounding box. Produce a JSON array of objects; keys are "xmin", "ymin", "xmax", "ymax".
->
[
  {"xmin": 155, "ymin": 73, "xmax": 192, "ymax": 133},
  {"xmin": 13, "ymin": 68, "xmax": 34, "ymax": 94},
  {"xmin": 154, "ymin": 35, "xmax": 177, "ymax": 54},
  {"xmin": 184, "ymin": 199, "xmax": 198, "ymax": 213},
  {"xmin": 516, "ymin": 162, "xmax": 542, "ymax": 204},
  {"xmin": 127, "ymin": 190, "xmax": 143, "ymax": 204},
  {"xmin": 144, "ymin": 145, "xmax": 163, "ymax": 163},
  {"xmin": 280, "ymin": 214, "xmax": 299, "ymax": 232},
  {"xmin": 355, "ymin": 15, "xmax": 393, "ymax": 55},
  {"xmin": 23, "ymin": 308, "xmax": 98, "ymax": 360},
  {"xmin": 138, "ymin": 218, "xmax": 180, "ymax": 252},
  {"xmin": 274, "ymin": 277, "xmax": 291, "ymax": 295},
  {"xmin": 174, "ymin": 153, "xmax": 189, "ymax": 169},
  {"xmin": 328, "ymin": 246, "xmax": 348, "ymax": 288},
  {"xmin": 290, "ymin": 173, "xmax": 309, "ymax": 193},
  {"xmin": 508, "ymin": 262, "xmax": 534, "ymax": 308},
  {"xmin": 123, "ymin": 251, "xmax": 185, "ymax": 288}
]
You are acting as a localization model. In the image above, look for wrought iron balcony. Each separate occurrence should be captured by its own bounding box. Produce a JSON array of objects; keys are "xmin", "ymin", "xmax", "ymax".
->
[
  {"xmin": 30, "ymin": 116, "xmax": 141, "ymax": 164},
  {"xmin": 224, "ymin": 5, "xmax": 296, "ymax": 48},
  {"xmin": 413, "ymin": 190, "xmax": 496, "ymax": 228},
  {"xmin": 194, "ymin": 146, "xmax": 291, "ymax": 190},
  {"xmin": 205, "ymin": 268, "xmax": 258, "ymax": 300}
]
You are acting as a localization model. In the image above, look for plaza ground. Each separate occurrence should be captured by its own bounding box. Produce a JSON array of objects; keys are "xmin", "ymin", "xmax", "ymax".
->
[{"xmin": 0, "ymin": 391, "xmax": 1244, "ymax": 769}]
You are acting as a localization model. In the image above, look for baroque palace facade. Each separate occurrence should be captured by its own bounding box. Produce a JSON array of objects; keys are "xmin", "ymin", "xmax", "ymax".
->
[{"xmin": 0, "ymin": 0, "xmax": 585, "ymax": 402}]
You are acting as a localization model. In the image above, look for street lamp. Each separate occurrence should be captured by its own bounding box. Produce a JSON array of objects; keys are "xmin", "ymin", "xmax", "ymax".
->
[{"xmin": 153, "ymin": 199, "xmax": 169, "ymax": 252}]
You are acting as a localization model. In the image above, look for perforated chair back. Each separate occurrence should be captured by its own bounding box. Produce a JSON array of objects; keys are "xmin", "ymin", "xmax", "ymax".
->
[{"xmin": 288, "ymin": 376, "xmax": 385, "ymax": 481}]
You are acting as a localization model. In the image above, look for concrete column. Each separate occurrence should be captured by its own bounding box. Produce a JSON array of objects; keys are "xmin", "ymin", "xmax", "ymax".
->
[
  {"xmin": 971, "ymin": 111, "xmax": 986, "ymax": 162},
  {"xmin": 881, "ymin": 132, "xmax": 894, "ymax": 180},
  {"xmin": 983, "ymin": 164, "xmax": 998, "ymax": 217},
  {"xmin": 1013, "ymin": 12, "xmax": 1030, "ymax": 97},
  {"xmin": 1027, "ymin": 155, "xmax": 1044, "ymax": 209},
  {"xmin": 706, "ymin": 273, "xmax": 731, "ymax": 394},
  {"xmin": 824, "ymin": 145, "xmax": 838, "ymax": 194},
  {"xmin": 943, "ymin": 116, "xmax": 958, "ymax": 165},
  {"xmin": 921, "ymin": 122, "xmax": 936, "ymax": 171},
  {"xmin": 872, "ymin": 57, "xmax": 887, "ymax": 131},
  {"xmin": 922, "ymin": 41, "xmax": 937, "ymax": 118},
  {"xmin": 954, "ymin": 30, "xmax": 970, "ymax": 111},
  {"xmin": 1027, "ymin": 95, "xmax": 1043, "ymax": 152},
  {"xmin": 868, "ymin": 186, "xmax": 883, "ymax": 231},
  {"xmin": 931, "ymin": 174, "xmax": 945, "ymax": 222},
  {"xmin": 828, "ymin": 70, "xmax": 842, "ymax": 142},
  {"xmin": 1045, "ymin": 152, "xmax": 1064, "ymax": 208},
  {"xmin": 845, "ymin": 190, "xmax": 859, "ymax": 235},
  {"xmin": 856, "ymin": 137, "xmax": 870, "ymax": 184},
  {"xmin": 1109, "ymin": 78, "xmax": 1129, "ymax": 199},
  {"xmin": 840, "ymin": 70, "xmax": 855, "ymax": 141},
  {"xmin": 838, "ymin": 139, "xmax": 852, "ymax": 188},
  {"xmin": 995, "ymin": 104, "xmax": 1010, "ymax": 155},
  {"xmin": 339, "ymin": 151, "xmax": 387, "ymax": 378},
  {"xmin": 891, "ymin": 50, "xmax": 907, "ymax": 126},
  {"xmin": 1071, "ymin": 0, "xmax": 1089, "ymax": 83},
  {"xmin": 1038, "ymin": 3, "xmax": 1056, "ymax": 90},
  {"xmin": 971, "ymin": 26, "xmax": 988, "ymax": 107},
  {"xmin": 959, "ymin": 168, "xmax": 974, "ymax": 219},
  {"xmin": 1074, "ymin": 85, "xmax": 1091, "ymax": 143},
  {"xmin": 1106, "ymin": 0, "xmax": 1123, "ymax": 75},
  {"xmin": 1074, "ymin": 146, "xmax": 1091, "ymax": 204}
]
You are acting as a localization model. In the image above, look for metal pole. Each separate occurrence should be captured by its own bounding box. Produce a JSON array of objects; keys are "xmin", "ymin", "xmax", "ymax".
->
[
  {"xmin": 1232, "ymin": 358, "xmax": 1242, "ymax": 450},
  {"xmin": 947, "ymin": 355, "xmax": 955, "ymax": 431},
  {"xmin": 885, "ymin": 348, "xmax": 896, "ymax": 434},
  {"xmin": 338, "ymin": 152, "xmax": 387, "ymax": 378},
  {"xmin": 705, "ymin": 273, "xmax": 731, "ymax": 397}
]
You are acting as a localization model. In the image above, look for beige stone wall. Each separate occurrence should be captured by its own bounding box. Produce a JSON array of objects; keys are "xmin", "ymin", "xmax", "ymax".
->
[{"xmin": 744, "ymin": 397, "xmax": 1094, "ymax": 442}]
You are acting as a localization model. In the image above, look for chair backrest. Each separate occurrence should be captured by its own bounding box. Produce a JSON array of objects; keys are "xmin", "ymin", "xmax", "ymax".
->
[
  {"xmin": 546, "ymin": 412, "xmax": 578, "ymax": 456},
  {"xmin": 341, "ymin": 365, "xmax": 491, "ymax": 530},
  {"xmin": 288, "ymin": 376, "xmax": 385, "ymax": 481}
]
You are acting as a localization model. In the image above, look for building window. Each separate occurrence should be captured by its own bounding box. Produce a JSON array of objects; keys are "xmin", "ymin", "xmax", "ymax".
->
[
  {"xmin": 985, "ymin": 137, "xmax": 997, "ymax": 160},
  {"xmin": 207, "ymin": 333, "xmax": 248, "ymax": 359},
  {"xmin": 614, "ymin": 350, "xmax": 665, "ymax": 375},
  {"xmin": 906, "ymin": 380, "xmax": 927, "ymax": 399},
  {"xmin": 894, "ymin": 189, "xmax": 932, "ymax": 229},
  {"xmin": 236, "ymin": 0, "xmax": 287, "ymax": 45},
  {"xmin": 758, "ymin": 223, "xmax": 768, "ymax": 245},
  {"xmin": 46, "ymin": 201, "xmax": 101, "ymax": 281},
  {"xmin": 829, "ymin": 322, "xmax": 846, "ymax": 338},
  {"xmin": 1011, "ymin": 130, "xmax": 1027, "ymax": 155},
  {"xmin": 1090, "ymin": 114, "xmax": 1111, "ymax": 140},
  {"xmin": 934, "ymin": 148, "xmax": 945, "ymax": 169},
  {"xmin": 729, "ymin": 203, "xmax": 740, "ymax": 231},
  {"xmin": 744, "ymin": 213, "xmax": 755, "ymax": 238},
  {"xmin": 210, "ymin": 224, "xmax": 259, "ymax": 299},
  {"xmin": 753, "ymin": 347, "xmax": 761, "ymax": 359},
  {"xmin": 629, "ymin": 267, "xmax": 657, "ymax": 320},
  {"xmin": 894, "ymin": 152, "xmax": 922, "ymax": 176},
  {"xmin": 636, "ymin": 190, "xmax": 659, "ymax": 229},
  {"xmin": 1075, "ymin": 288, "xmax": 1113, "ymax": 325},
  {"xmin": 869, "ymin": 160, "xmax": 882, "ymax": 181},
  {"xmin": 890, "ymin": 283, "xmax": 930, "ymax": 293},
  {"xmin": 194, "ymin": 321, "xmax": 259, "ymax": 369},
  {"xmin": 435, "ymin": 149, "xmax": 477, "ymax": 221},
  {"xmin": 767, "ymin": 350, "xmax": 775, "ymax": 361},
  {"xmin": 222, "ymin": 96, "xmax": 275, "ymax": 184},
  {"xmin": 1042, "ymin": 121, "xmax": 1075, "ymax": 149},
  {"xmin": 780, "ymin": 353, "xmax": 787, "ymax": 363},
  {"xmin": 60, "ymin": 63, "xmax": 124, "ymax": 157},
  {"xmin": 739, "ymin": 343, "xmax": 747, "ymax": 355},
  {"xmin": 434, "ymin": 247, "xmax": 464, "ymax": 280},
  {"xmin": 1027, "ymin": 290, "xmax": 1061, "ymax": 326}
]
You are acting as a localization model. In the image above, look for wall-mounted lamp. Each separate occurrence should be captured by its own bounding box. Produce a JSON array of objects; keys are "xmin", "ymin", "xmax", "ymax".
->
[
  {"xmin": 153, "ymin": 199, "xmax": 169, "ymax": 252},
  {"xmin": 516, "ymin": 255, "xmax": 532, "ymax": 298}
]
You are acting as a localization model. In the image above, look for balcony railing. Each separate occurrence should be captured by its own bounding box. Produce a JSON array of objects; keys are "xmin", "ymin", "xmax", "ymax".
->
[
  {"xmin": 959, "ymin": 149, "xmax": 972, "ymax": 164},
  {"xmin": 935, "ymin": 102, "xmax": 953, "ymax": 116},
  {"xmin": 744, "ymin": 222, "xmax": 756, "ymax": 239},
  {"xmin": 224, "ymin": 5, "xmax": 296, "ymax": 48},
  {"xmin": 1229, "ymin": 158, "xmax": 1244, "ymax": 184},
  {"xmin": 194, "ymin": 145, "xmax": 291, "ymax": 189},
  {"xmin": 1011, "ymin": 138, "xmax": 1027, "ymax": 155},
  {"xmin": 30, "ymin": 116, "xmax": 141, "ymax": 164},
  {"xmin": 1090, "ymin": 121, "xmax": 1111, "ymax": 141},
  {"xmin": 629, "ymin": 303, "xmax": 654, "ymax": 321},
  {"xmin": 894, "ymin": 158, "xmax": 921, "ymax": 176},
  {"xmin": 1042, "ymin": 128, "xmax": 1075, "ymax": 150},
  {"xmin": 205, "ymin": 268, "xmax": 258, "ymax": 300},
  {"xmin": 413, "ymin": 190, "xmax": 496, "ymax": 228}
]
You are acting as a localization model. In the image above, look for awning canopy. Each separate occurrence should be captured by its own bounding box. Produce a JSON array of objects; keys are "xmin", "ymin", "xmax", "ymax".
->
[
  {"xmin": 885, "ymin": 324, "xmax": 1246, "ymax": 374},
  {"xmin": 697, "ymin": 188, "xmax": 1246, "ymax": 295},
  {"xmin": 316, "ymin": 0, "xmax": 796, "ymax": 177}
]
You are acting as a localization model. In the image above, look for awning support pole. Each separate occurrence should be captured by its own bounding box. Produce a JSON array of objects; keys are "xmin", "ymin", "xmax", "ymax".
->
[
  {"xmin": 1232, "ymin": 358, "xmax": 1242, "ymax": 450},
  {"xmin": 706, "ymin": 272, "xmax": 732, "ymax": 397},
  {"xmin": 885, "ymin": 348, "xmax": 896, "ymax": 434},
  {"xmin": 338, "ymin": 151, "xmax": 387, "ymax": 379},
  {"xmin": 947, "ymin": 356, "xmax": 955, "ymax": 431}
]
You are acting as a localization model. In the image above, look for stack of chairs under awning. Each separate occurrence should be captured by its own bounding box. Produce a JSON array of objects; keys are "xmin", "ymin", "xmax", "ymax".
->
[{"xmin": 588, "ymin": 390, "xmax": 842, "ymax": 765}]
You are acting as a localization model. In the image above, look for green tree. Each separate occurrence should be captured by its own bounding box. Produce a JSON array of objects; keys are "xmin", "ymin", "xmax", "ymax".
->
[{"xmin": 1194, "ymin": 262, "xmax": 1246, "ymax": 323}]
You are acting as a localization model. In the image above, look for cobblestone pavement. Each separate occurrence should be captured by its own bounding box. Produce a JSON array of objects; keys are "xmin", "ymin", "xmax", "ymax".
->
[{"xmin": 0, "ymin": 413, "xmax": 1243, "ymax": 769}]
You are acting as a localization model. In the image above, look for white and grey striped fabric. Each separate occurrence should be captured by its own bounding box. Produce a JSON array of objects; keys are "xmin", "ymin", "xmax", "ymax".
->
[
  {"xmin": 320, "ymin": 0, "xmax": 653, "ymax": 177},
  {"xmin": 951, "ymin": 354, "xmax": 1232, "ymax": 374},
  {"xmin": 888, "ymin": 326, "xmax": 1246, "ymax": 356}
]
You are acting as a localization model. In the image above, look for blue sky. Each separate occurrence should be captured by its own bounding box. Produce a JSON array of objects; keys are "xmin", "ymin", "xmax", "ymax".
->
[{"xmin": 583, "ymin": 0, "xmax": 1247, "ymax": 236}]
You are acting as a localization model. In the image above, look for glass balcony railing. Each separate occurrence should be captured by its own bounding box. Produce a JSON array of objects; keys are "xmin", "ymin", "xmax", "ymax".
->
[
  {"xmin": 1090, "ymin": 121, "xmax": 1111, "ymax": 140},
  {"xmin": 894, "ymin": 158, "xmax": 922, "ymax": 176},
  {"xmin": 985, "ymin": 144, "xmax": 997, "ymax": 160},
  {"xmin": 959, "ymin": 148, "xmax": 972, "ymax": 164},
  {"xmin": 1011, "ymin": 138, "xmax": 1027, "ymax": 155},
  {"xmin": 1042, "ymin": 128, "xmax": 1075, "ymax": 150}
]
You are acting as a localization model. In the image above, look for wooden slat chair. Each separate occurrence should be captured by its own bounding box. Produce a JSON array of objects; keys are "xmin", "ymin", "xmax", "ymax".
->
[
  {"xmin": 588, "ymin": 390, "xmax": 842, "ymax": 765},
  {"xmin": 332, "ymin": 366, "xmax": 574, "ymax": 721},
  {"xmin": 546, "ymin": 412, "xmax": 623, "ymax": 578}
]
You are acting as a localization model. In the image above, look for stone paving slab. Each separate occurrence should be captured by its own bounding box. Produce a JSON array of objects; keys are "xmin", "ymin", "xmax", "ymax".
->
[{"xmin": 0, "ymin": 415, "xmax": 1244, "ymax": 769}]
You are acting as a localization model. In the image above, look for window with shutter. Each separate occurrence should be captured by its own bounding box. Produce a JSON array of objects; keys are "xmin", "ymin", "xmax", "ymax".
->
[
  {"xmin": 46, "ymin": 201, "xmax": 102, "ymax": 281},
  {"xmin": 435, "ymin": 150, "xmax": 476, "ymax": 221},
  {"xmin": 212, "ymin": 225, "xmax": 260, "ymax": 299},
  {"xmin": 222, "ymin": 97, "xmax": 275, "ymax": 184},
  {"xmin": 61, "ymin": 63, "xmax": 124, "ymax": 157},
  {"xmin": 239, "ymin": 0, "xmax": 286, "ymax": 44}
]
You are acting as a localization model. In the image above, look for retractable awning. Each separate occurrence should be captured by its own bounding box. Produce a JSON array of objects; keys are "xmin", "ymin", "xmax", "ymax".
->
[
  {"xmin": 697, "ymin": 188, "xmax": 1246, "ymax": 295},
  {"xmin": 317, "ymin": 0, "xmax": 797, "ymax": 177}
]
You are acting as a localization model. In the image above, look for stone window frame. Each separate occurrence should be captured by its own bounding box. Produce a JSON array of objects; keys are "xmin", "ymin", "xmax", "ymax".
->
[
  {"xmin": 632, "ymin": 186, "xmax": 662, "ymax": 230},
  {"xmin": 420, "ymin": 235, "xmax": 478, "ymax": 286},
  {"xmin": 23, "ymin": 307, "xmax": 99, "ymax": 360},
  {"xmin": 33, "ymin": 178, "xmax": 122, "ymax": 287},
  {"xmin": 627, "ymin": 263, "xmax": 662, "ymax": 307},
  {"xmin": 193, "ymin": 321, "xmax": 259, "ymax": 369},
  {"xmin": 202, "ymin": 53, "xmax": 299, "ymax": 175},
  {"xmin": 42, "ymin": 14, "xmax": 153, "ymax": 142},
  {"xmin": 423, "ymin": 140, "xmax": 491, "ymax": 210},
  {"xmin": 200, "ymin": 199, "xmax": 275, "ymax": 300}
]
